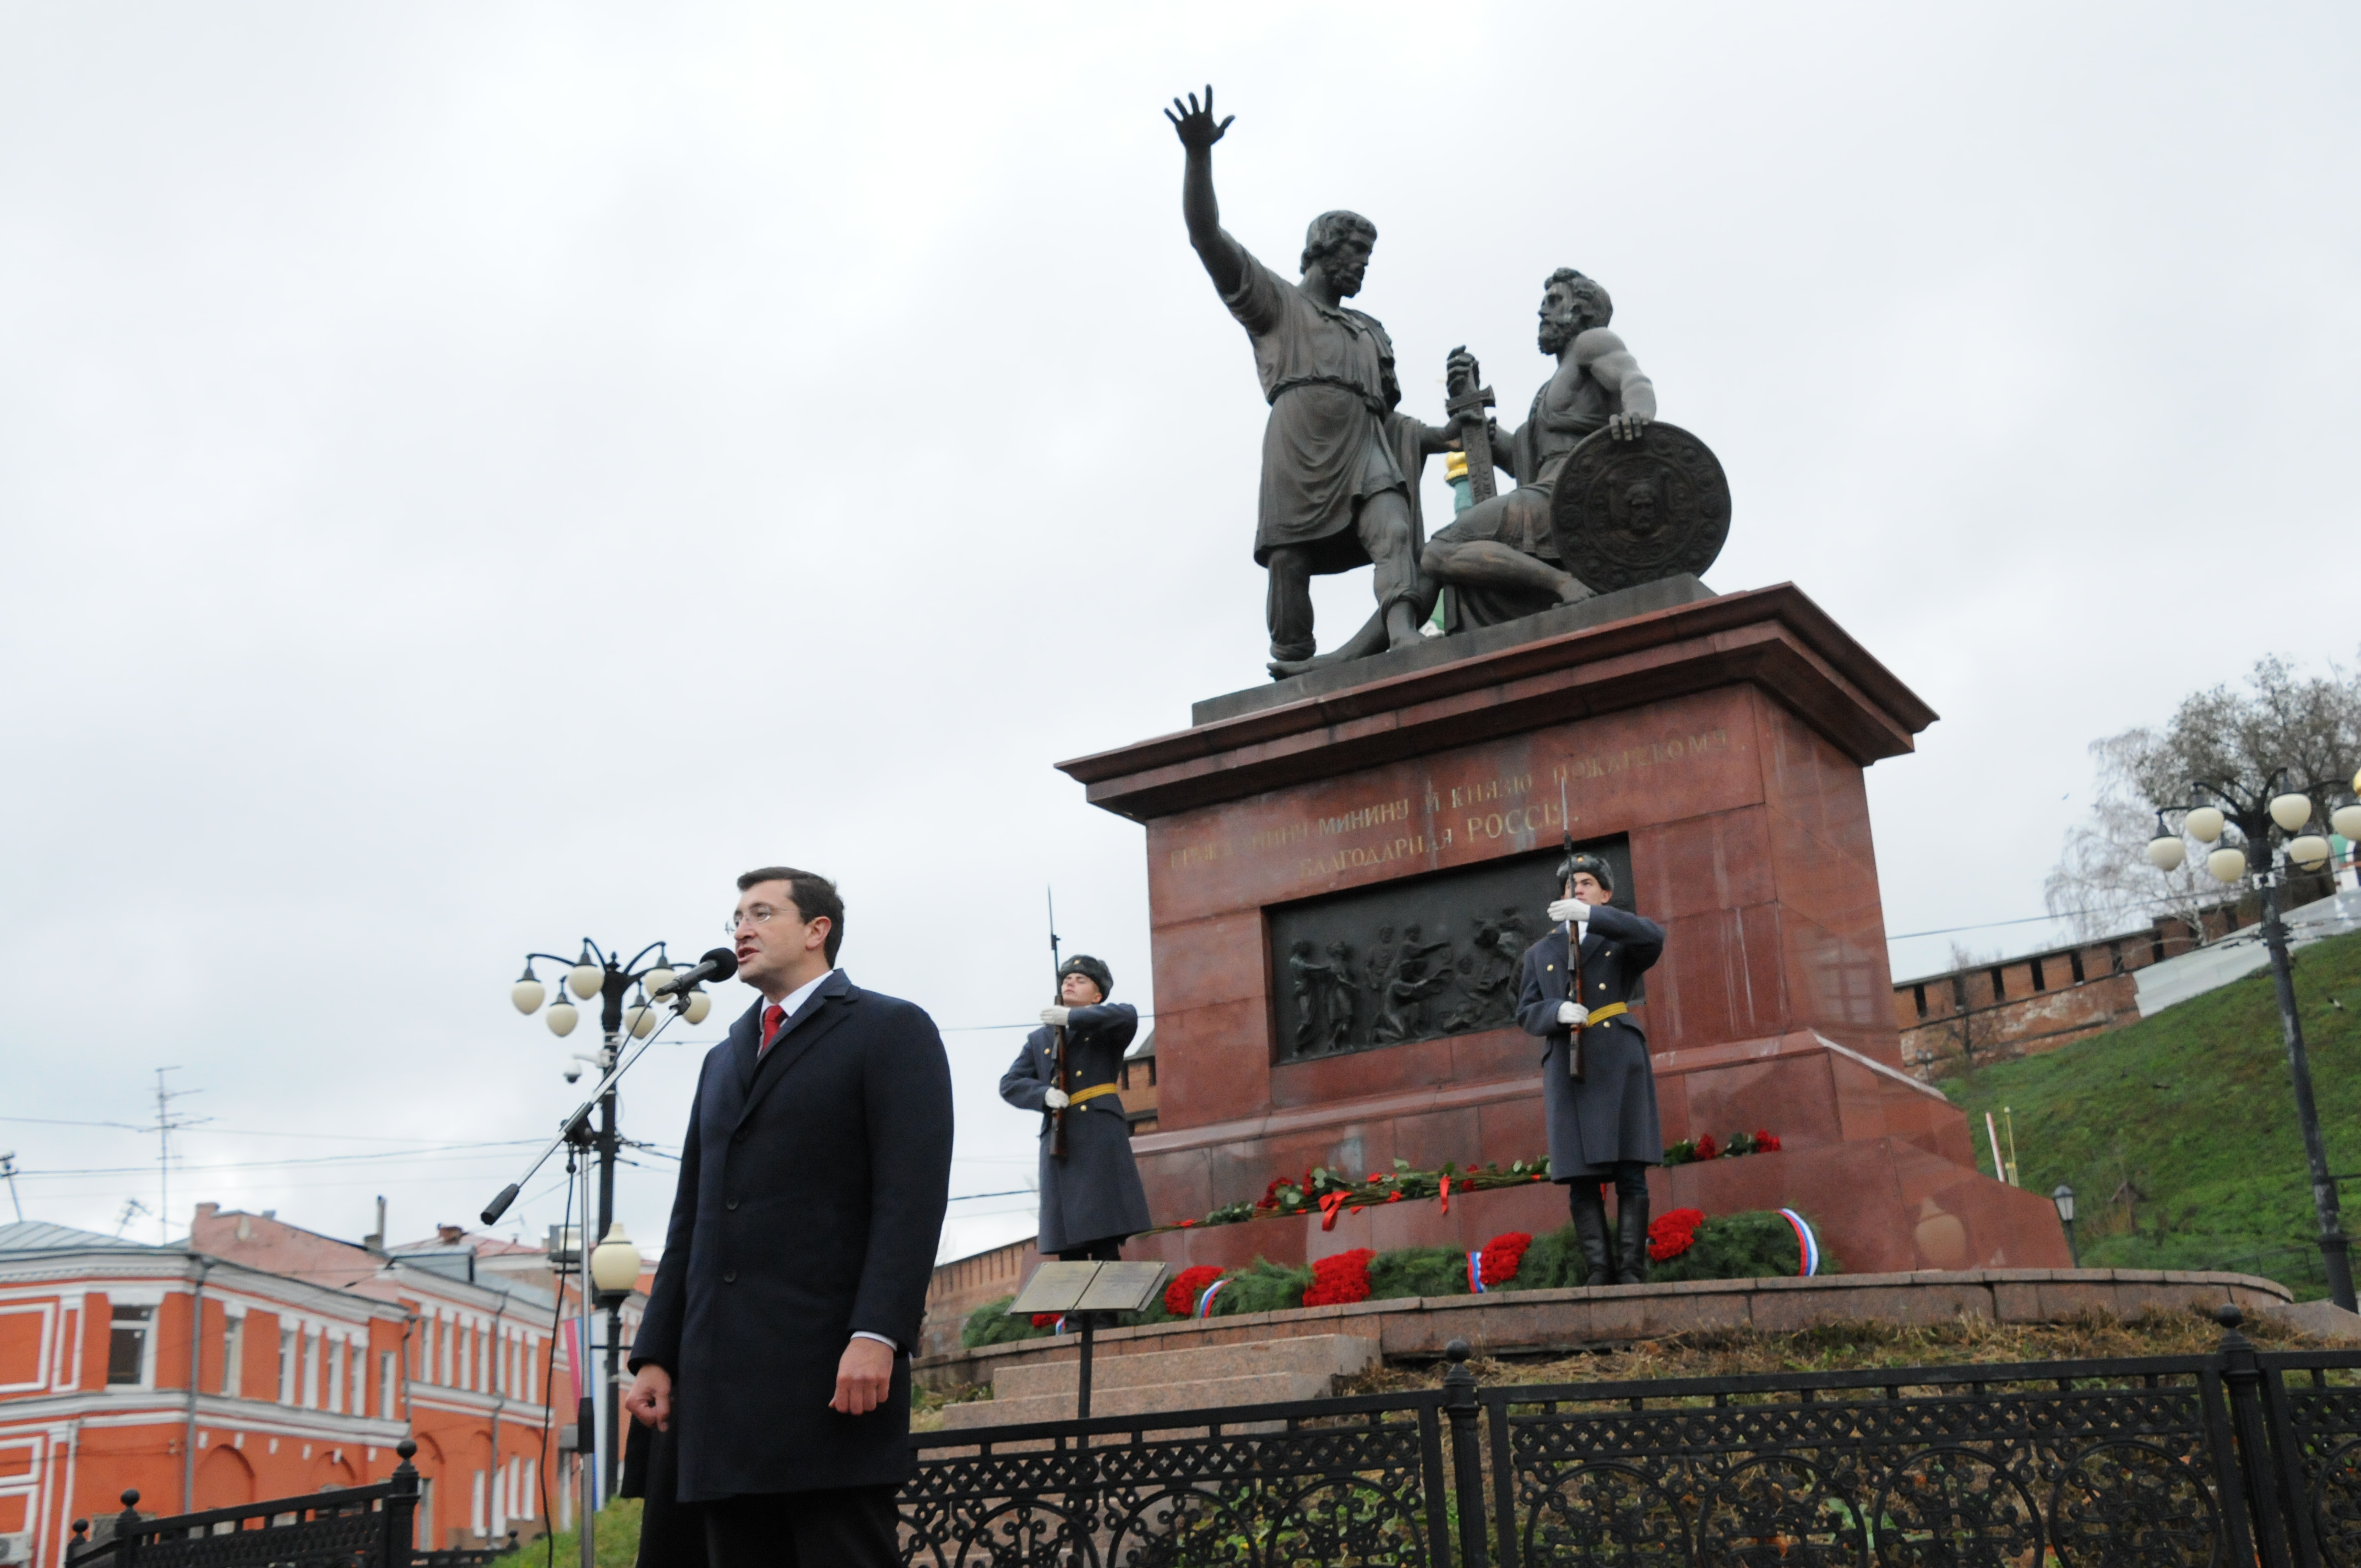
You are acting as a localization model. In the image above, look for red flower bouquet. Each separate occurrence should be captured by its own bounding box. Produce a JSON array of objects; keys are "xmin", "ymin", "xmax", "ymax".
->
[
  {"xmin": 1302, "ymin": 1248, "xmax": 1375, "ymax": 1307},
  {"xmin": 1165, "ymin": 1265, "xmax": 1224, "ymax": 1317},
  {"xmin": 1476, "ymin": 1231, "xmax": 1533, "ymax": 1289},
  {"xmin": 1648, "ymin": 1206, "xmax": 1706, "ymax": 1262}
]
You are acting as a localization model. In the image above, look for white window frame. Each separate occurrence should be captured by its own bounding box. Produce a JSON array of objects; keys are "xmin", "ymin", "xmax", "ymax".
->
[{"xmin": 220, "ymin": 1312, "xmax": 243, "ymax": 1397}]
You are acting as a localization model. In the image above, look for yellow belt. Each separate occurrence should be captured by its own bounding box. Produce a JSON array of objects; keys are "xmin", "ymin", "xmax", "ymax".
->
[
  {"xmin": 1068, "ymin": 1084, "xmax": 1122, "ymax": 1107},
  {"xmin": 1580, "ymin": 1002, "xmax": 1629, "ymax": 1031}
]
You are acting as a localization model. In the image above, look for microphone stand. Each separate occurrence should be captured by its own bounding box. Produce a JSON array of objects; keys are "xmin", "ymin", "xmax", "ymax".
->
[{"xmin": 480, "ymin": 1010, "xmax": 683, "ymax": 1228}]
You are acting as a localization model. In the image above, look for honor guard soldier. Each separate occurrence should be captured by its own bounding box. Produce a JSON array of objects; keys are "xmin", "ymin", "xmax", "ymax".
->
[
  {"xmin": 999, "ymin": 954, "xmax": 1154, "ymax": 1260},
  {"xmin": 1516, "ymin": 854, "xmax": 1666, "ymax": 1286}
]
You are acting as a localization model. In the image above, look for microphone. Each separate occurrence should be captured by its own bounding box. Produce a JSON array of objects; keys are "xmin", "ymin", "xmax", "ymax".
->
[{"xmin": 653, "ymin": 947, "xmax": 739, "ymax": 997}]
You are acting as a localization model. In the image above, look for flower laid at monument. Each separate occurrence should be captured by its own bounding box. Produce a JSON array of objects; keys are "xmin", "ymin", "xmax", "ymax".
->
[
  {"xmin": 1662, "ymin": 1129, "xmax": 1782, "ymax": 1166},
  {"xmin": 1165, "ymin": 1265, "xmax": 1223, "ymax": 1317},
  {"xmin": 1470, "ymin": 1231, "xmax": 1534, "ymax": 1292},
  {"xmin": 1157, "ymin": 1141, "xmax": 1786, "ymax": 1233},
  {"xmin": 1301, "ymin": 1248, "xmax": 1376, "ymax": 1306},
  {"xmin": 962, "ymin": 1209, "xmax": 1837, "ymax": 1349},
  {"xmin": 1646, "ymin": 1207, "xmax": 1829, "ymax": 1280}
]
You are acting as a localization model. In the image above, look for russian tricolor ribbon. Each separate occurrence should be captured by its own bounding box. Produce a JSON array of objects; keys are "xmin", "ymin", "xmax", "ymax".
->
[{"xmin": 1776, "ymin": 1209, "xmax": 1821, "ymax": 1277}]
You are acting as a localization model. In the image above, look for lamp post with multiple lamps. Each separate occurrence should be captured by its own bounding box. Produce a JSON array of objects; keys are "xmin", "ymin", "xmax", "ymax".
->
[
  {"xmin": 2145, "ymin": 767, "xmax": 2361, "ymax": 1312},
  {"xmin": 508, "ymin": 942, "xmax": 713, "ymax": 1506}
]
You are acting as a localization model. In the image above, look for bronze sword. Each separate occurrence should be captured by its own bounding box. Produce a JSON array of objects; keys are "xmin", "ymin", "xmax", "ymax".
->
[{"xmin": 1445, "ymin": 347, "xmax": 1499, "ymax": 502}]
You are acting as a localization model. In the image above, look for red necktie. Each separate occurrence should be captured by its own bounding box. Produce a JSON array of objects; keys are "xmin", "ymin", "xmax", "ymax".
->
[{"xmin": 759, "ymin": 1004, "xmax": 786, "ymax": 1056}]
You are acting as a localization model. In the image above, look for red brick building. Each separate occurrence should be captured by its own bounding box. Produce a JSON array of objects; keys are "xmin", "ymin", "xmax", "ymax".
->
[
  {"xmin": 0, "ymin": 1221, "xmax": 412, "ymax": 1568},
  {"xmin": 0, "ymin": 1209, "xmax": 638, "ymax": 1568}
]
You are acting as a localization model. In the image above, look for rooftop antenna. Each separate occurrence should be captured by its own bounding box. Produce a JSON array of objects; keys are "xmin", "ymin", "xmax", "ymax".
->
[
  {"xmin": 116, "ymin": 1196, "xmax": 153, "ymax": 1238},
  {"xmin": 146, "ymin": 1069, "xmax": 210, "ymax": 1246},
  {"xmin": 0, "ymin": 1152, "xmax": 21, "ymax": 1223}
]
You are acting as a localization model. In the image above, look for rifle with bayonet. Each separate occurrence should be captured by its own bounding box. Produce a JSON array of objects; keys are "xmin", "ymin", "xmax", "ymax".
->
[
  {"xmin": 1561, "ymin": 775, "xmax": 1586, "ymax": 1083},
  {"xmin": 1047, "ymin": 887, "xmax": 1070, "ymax": 1158}
]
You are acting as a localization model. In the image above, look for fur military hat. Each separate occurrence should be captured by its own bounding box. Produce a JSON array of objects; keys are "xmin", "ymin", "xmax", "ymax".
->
[
  {"xmin": 1057, "ymin": 954, "xmax": 1114, "ymax": 999},
  {"xmin": 1554, "ymin": 853, "xmax": 1615, "ymax": 894}
]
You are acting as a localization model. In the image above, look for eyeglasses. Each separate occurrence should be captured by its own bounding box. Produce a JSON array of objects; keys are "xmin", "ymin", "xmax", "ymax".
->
[{"xmin": 725, "ymin": 904, "xmax": 792, "ymax": 935}]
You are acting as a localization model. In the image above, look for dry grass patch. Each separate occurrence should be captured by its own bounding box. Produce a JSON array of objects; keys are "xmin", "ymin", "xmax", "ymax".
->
[{"xmin": 1340, "ymin": 1306, "xmax": 2322, "ymax": 1396}]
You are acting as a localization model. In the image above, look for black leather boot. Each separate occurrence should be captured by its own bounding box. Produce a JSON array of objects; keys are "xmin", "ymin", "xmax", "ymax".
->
[
  {"xmin": 1568, "ymin": 1184, "xmax": 1614, "ymax": 1288},
  {"xmin": 1614, "ymin": 1188, "xmax": 1651, "ymax": 1285}
]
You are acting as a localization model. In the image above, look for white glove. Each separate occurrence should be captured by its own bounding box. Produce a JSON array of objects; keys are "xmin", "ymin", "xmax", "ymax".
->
[
  {"xmin": 1040, "ymin": 1005, "xmax": 1071, "ymax": 1027},
  {"xmin": 1558, "ymin": 1000, "xmax": 1590, "ymax": 1028},
  {"xmin": 1548, "ymin": 898, "xmax": 1592, "ymax": 925},
  {"xmin": 1043, "ymin": 1088, "xmax": 1070, "ymax": 1109}
]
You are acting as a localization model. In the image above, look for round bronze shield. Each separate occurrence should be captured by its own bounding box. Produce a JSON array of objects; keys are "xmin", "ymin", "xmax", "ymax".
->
[{"xmin": 1547, "ymin": 422, "xmax": 1731, "ymax": 592}]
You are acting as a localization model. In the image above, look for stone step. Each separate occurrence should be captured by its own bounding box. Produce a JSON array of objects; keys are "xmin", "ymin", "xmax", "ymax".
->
[
  {"xmin": 939, "ymin": 1369, "xmax": 1336, "ymax": 1430},
  {"xmin": 992, "ymin": 1334, "xmax": 1377, "ymax": 1401}
]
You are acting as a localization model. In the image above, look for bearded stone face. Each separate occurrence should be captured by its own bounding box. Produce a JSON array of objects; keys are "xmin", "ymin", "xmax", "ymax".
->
[{"xmin": 1537, "ymin": 283, "xmax": 1593, "ymax": 353}]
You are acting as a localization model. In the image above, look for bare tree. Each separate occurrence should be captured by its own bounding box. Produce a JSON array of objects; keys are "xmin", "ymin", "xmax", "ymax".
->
[
  {"xmin": 2048, "ymin": 653, "xmax": 2361, "ymax": 940},
  {"xmin": 2045, "ymin": 729, "xmax": 2222, "ymax": 941}
]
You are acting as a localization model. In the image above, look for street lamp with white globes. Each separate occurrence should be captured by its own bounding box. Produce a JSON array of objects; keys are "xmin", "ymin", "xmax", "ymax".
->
[
  {"xmin": 505, "ymin": 938, "xmax": 709, "ymax": 1500},
  {"xmin": 2144, "ymin": 765, "xmax": 2361, "ymax": 1311}
]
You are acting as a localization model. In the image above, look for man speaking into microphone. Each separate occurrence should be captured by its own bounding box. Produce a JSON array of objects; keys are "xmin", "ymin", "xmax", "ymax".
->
[{"xmin": 625, "ymin": 867, "xmax": 951, "ymax": 1568}]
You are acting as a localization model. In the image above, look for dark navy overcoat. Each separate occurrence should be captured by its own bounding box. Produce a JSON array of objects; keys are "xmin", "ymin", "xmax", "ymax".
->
[
  {"xmin": 629, "ymin": 971, "xmax": 952, "ymax": 1499},
  {"xmin": 999, "ymin": 1002, "xmax": 1153, "ymax": 1253},
  {"xmin": 1516, "ymin": 904, "xmax": 1667, "ymax": 1179}
]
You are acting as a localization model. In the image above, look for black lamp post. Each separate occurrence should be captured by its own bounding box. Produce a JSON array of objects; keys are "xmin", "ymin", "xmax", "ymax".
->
[
  {"xmin": 2146, "ymin": 767, "xmax": 2361, "ymax": 1313},
  {"xmin": 508, "ymin": 941, "xmax": 711, "ymax": 1500},
  {"xmin": 2051, "ymin": 1184, "xmax": 2078, "ymax": 1266}
]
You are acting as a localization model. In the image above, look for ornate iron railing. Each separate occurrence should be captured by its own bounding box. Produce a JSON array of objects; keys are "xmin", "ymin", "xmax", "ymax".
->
[
  {"xmin": 901, "ymin": 1389, "xmax": 1458, "ymax": 1568},
  {"xmin": 905, "ymin": 1305, "xmax": 2361, "ymax": 1568},
  {"xmin": 67, "ymin": 1440, "xmax": 421, "ymax": 1568}
]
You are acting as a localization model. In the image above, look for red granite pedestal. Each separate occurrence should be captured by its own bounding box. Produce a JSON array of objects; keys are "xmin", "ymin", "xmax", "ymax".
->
[{"xmin": 1058, "ymin": 584, "xmax": 2071, "ymax": 1276}]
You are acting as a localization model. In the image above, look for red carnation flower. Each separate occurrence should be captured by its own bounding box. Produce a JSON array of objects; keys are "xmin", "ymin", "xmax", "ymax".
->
[
  {"xmin": 1477, "ymin": 1231, "xmax": 1533, "ymax": 1287},
  {"xmin": 1694, "ymin": 1134, "xmax": 1720, "ymax": 1161},
  {"xmin": 1166, "ymin": 1265, "xmax": 1224, "ymax": 1318},
  {"xmin": 1753, "ymin": 1130, "xmax": 1781, "ymax": 1152},
  {"xmin": 1302, "ymin": 1248, "xmax": 1375, "ymax": 1308},
  {"xmin": 1647, "ymin": 1207, "xmax": 1705, "ymax": 1262}
]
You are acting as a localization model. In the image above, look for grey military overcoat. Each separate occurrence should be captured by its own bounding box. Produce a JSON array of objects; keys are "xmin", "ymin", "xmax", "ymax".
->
[
  {"xmin": 1516, "ymin": 903, "xmax": 1668, "ymax": 1179},
  {"xmin": 999, "ymin": 1001, "xmax": 1154, "ymax": 1254}
]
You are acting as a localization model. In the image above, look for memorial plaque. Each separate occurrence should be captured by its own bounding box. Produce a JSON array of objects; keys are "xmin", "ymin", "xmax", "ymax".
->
[
  {"xmin": 1074, "ymin": 1261, "xmax": 1170, "ymax": 1314},
  {"xmin": 1265, "ymin": 836, "xmax": 1636, "ymax": 1065},
  {"xmin": 1008, "ymin": 1261, "xmax": 1102, "ymax": 1317}
]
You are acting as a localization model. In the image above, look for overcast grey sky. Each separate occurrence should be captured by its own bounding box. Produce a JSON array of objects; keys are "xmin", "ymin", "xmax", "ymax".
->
[{"xmin": 3, "ymin": 4, "xmax": 2355, "ymax": 1266}]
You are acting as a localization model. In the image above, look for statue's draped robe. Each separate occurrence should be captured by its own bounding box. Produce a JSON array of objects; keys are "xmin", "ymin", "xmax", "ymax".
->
[{"xmin": 1220, "ymin": 236, "xmax": 1427, "ymax": 574}]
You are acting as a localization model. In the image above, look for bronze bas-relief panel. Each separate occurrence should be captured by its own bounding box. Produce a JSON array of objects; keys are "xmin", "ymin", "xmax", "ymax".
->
[{"xmin": 1264, "ymin": 837, "xmax": 1634, "ymax": 1064}]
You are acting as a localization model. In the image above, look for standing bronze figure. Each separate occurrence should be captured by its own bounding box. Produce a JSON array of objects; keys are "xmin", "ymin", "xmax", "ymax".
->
[{"xmin": 1167, "ymin": 87, "xmax": 1455, "ymax": 677}]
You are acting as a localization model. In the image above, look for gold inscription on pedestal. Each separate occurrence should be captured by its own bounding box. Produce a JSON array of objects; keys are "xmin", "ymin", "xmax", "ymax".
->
[
  {"xmin": 1318, "ymin": 798, "xmax": 1411, "ymax": 837},
  {"xmin": 1557, "ymin": 728, "xmax": 1730, "ymax": 782},
  {"xmin": 1464, "ymin": 801, "xmax": 1570, "ymax": 842},
  {"xmin": 1441, "ymin": 771, "xmax": 1533, "ymax": 809},
  {"xmin": 1247, "ymin": 822, "xmax": 1309, "ymax": 852},
  {"xmin": 1299, "ymin": 832, "xmax": 1440, "ymax": 878},
  {"xmin": 1168, "ymin": 839, "xmax": 1227, "ymax": 871}
]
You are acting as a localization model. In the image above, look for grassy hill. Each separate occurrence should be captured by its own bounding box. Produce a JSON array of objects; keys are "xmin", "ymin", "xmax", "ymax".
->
[{"xmin": 1945, "ymin": 925, "xmax": 2361, "ymax": 1299}]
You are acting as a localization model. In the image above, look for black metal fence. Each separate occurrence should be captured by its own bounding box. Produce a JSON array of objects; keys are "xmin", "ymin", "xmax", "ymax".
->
[
  {"xmin": 67, "ymin": 1441, "xmax": 429, "ymax": 1568},
  {"xmin": 903, "ymin": 1304, "xmax": 2361, "ymax": 1568}
]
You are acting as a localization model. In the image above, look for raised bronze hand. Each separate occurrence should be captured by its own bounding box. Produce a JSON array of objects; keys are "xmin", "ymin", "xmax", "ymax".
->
[
  {"xmin": 1164, "ymin": 85, "xmax": 1234, "ymax": 150},
  {"xmin": 1446, "ymin": 346, "xmax": 1481, "ymax": 398}
]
